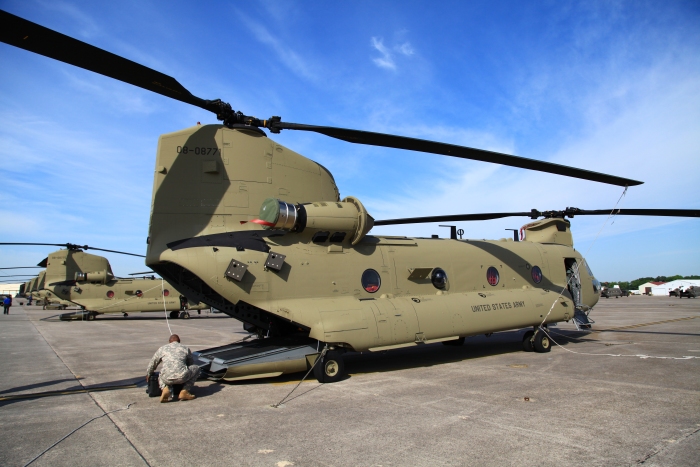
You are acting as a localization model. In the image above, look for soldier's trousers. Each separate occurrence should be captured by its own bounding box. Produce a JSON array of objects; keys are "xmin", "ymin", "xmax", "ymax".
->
[{"xmin": 159, "ymin": 365, "xmax": 200, "ymax": 392}]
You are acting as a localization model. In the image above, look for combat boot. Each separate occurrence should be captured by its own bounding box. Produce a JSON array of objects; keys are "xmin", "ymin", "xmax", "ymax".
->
[
  {"xmin": 159, "ymin": 386, "xmax": 171, "ymax": 403},
  {"xmin": 178, "ymin": 389, "xmax": 196, "ymax": 401}
]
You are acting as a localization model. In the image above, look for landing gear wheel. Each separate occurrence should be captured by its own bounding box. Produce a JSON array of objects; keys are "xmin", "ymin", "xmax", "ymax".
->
[
  {"xmin": 313, "ymin": 350, "xmax": 345, "ymax": 383},
  {"xmin": 179, "ymin": 311, "xmax": 190, "ymax": 319},
  {"xmin": 169, "ymin": 311, "xmax": 179, "ymax": 319},
  {"xmin": 442, "ymin": 337, "xmax": 465, "ymax": 346},
  {"xmin": 522, "ymin": 330, "xmax": 534, "ymax": 352},
  {"xmin": 533, "ymin": 329, "xmax": 552, "ymax": 353}
]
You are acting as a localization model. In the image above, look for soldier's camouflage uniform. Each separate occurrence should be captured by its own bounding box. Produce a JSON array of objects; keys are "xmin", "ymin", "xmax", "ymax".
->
[{"xmin": 146, "ymin": 342, "xmax": 200, "ymax": 397}]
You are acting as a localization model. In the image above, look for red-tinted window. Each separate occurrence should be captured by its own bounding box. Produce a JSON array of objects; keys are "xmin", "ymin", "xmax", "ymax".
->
[
  {"xmin": 531, "ymin": 266, "xmax": 543, "ymax": 284},
  {"xmin": 135, "ymin": 290, "xmax": 143, "ymax": 297},
  {"xmin": 106, "ymin": 290, "xmax": 114, "ymax": 298},
  {"xmin": 163, "ymin": 289, "xmax": 170, "ymax": 297},
  {"xmin": 361, "ymin": 269, "xmax": 381, "ymax": 293},
  {"xmin": 486, "ymin": 267, "xmax": 499, "ymax": 286}
]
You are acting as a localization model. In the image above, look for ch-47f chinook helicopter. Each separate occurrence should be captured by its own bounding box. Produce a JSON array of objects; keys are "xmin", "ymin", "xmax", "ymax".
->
[
  {"xmin": 2, "ymin": 11, "xmax": 698, "ymax": 383},
  {"xmin": 1, "ymin": 243, "xmax": 208, "ymax": 319}
]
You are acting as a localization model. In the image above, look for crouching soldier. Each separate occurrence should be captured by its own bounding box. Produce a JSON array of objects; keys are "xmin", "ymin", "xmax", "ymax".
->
[{"xmin": 146, "ymin": 334, "xmax": 200, "ymax": 402}]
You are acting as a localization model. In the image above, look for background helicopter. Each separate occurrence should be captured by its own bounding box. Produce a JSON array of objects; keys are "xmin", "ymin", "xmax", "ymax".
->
[{"xmin": 2, "ymin": 242, "xmax": 209, "ymax": 319}]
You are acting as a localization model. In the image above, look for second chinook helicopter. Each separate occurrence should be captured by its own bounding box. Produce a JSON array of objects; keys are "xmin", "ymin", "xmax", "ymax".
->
[
  {"xmin": 4, "ymin": 243, "xmax": 208, "ymax": 319},
  {"xmin": 2, "ymin": 11, "xmax": 698, "ymax": 383}
]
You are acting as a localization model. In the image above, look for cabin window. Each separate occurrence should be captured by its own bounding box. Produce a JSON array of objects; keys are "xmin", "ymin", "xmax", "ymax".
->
[
  {"xmin": 135, "ymin": 290, "xmax": 143, "ymax": 297},
  {"xmin": 163, "ymin": 289, "xmax": 170, "ymax": 297},
  {"xmin": 361, "ymin": 269, "xmax": 381, "ymax": 293},
  {"xmin": 486, "ymin": 267, "xmax": 499, "ymax": 286},
  {"xmin": 431, "ymin": 268, "xmax": 448, "ymax": 289},
  {"xmin": 531, "ymin": 266, "xmax": 543, "ymax": 284},
  {"xmin": 106, "ymin": 290, "xmax": 114, "ymax": 298}
]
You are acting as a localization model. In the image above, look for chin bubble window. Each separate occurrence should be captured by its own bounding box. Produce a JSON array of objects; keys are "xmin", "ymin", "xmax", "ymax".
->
[
  {"xmin": 531, "ymin": 266, "xmax": 543, "ymax": 284},
  {"xmin": 486, "ymin": 267, "xmax": 500, "ymax": 286},
  {"xmin": 361, "ymin": 269, "xmax": 381, "ymax": 293},
  {"xmin": 431, "ymin": 268, "xmax": 448, "ymax": 289},
  {"xmin": 106, "ymin": 290, "xmax": 114, "ymax": 298}
]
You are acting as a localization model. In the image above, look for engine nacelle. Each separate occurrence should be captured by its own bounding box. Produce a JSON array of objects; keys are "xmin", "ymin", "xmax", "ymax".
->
[
  {"xmin": 257, "ymin": 196, "xmax": 374, "ymax": 245},
  {"xmin": 75, "ymin": 270, "xmax": 114, "ymax": 284}
]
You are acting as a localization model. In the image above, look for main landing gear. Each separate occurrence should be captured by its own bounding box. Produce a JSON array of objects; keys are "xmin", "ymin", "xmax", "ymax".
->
[
  {"xmin": 522, "ymin": 328, "xmax": 552, "ymax": 353},
  {"xmin": 313, "ymin": 350, "xmax": 346, "ymax": 383}
]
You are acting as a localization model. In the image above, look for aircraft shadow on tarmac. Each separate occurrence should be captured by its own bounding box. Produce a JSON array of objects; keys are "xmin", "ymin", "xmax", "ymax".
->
[{"xmin": 0, "ymin": 378, "xmax": 79, "ymax": 395}]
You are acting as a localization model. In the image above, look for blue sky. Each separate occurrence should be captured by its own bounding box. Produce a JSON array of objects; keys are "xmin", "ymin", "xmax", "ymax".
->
[{"xmin": 1, "ymin": 0, "xmax": 698, "ymax": 282}]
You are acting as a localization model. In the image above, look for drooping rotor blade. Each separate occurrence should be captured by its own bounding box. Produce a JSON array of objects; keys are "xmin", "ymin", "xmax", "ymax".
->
[
  {"xmin": 129, "ymin": 271, "xmax": 156, "ymax": 276},
  {"xmin": 273, "ymin": 123, "xmax": 643, "ymax": 187},
  {"xmin": 0, "ymin": 274, "xmax": 39, "ymax": 278},
  {"xmin": 1, "ymin": 10, "xmax": 645, "ymax": 188},
  {"xmin": 0, "ymin": 266, "xmax": 43, "ymax": 270},
  {"xmin": 375, "ymin": 208, "xmax": 700, "ymax": 226},
  {"xmin": 0, "ymin": 243, "xmax": 145, "ymax": 258},
  {"xmin": 0, "ymin": 10, "xmax": 222, "ymax": 113}
]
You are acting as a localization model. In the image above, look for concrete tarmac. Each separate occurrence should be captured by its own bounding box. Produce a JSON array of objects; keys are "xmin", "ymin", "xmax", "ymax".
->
[{"xmin": 0, "ymin": 297, "xmax": 698, "ymax": 466}]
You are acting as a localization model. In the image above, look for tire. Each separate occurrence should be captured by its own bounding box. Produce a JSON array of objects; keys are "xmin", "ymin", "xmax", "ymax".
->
[
  {"xmin": 533, "ymin": 330, "xmax": 552, "ymax": 353},
  {"xmin": 179, "ymin": 311, "xmax": 190, "ymax": 319},
  {"xmin": 169, "ymin": 311, "xmax": 179, "ymax": 319},
  {"xmin": 442, "ymin": 337, "xmax": 465, "ymax": 346},
  {"xmin": 313, "ymin": 350, "xmax": 345, "ymax": 383},
  {"xmin": 522, "ymin": 330, "xmax": 534, "ymax": 352}
]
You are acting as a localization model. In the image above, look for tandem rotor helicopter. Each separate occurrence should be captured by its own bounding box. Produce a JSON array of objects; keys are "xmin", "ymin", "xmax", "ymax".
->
[
  {"xmin": 4, "ymin": 242, "xmax": 209, "ymax": 319},
  {"xmin": 2, "ymin": 10, "xmax": 698, "ymax": 383}
]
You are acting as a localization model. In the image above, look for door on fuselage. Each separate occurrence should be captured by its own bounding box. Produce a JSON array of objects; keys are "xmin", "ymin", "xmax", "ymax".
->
[{"xmin": 564, "ymin": 258, "xmax": 582, "ymax": 307}]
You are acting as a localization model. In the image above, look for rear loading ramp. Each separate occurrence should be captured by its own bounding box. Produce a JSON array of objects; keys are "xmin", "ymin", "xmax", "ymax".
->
[{"xmin": 194, "ymin": 337, "xmax": 320, "ymax": 382}]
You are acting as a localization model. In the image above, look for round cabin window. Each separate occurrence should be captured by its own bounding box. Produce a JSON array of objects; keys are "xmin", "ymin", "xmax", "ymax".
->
[
  {"xmin": 531, "ymin": 266, "xmax": 543, "ymax": 284},
  {"xmin": 106, "ymin": 290, "xmax": 114, "ymax": 298},
  {"xmin": 361, "ymin": 269, "xmax": 381, "ymax": 293},
  {"xmin": 163, "ymin": 289, "xmax": 170, "ymax": 297},
  {"xmin": 135, "ymin": 290, "xmax": 143, "ymax": 297},
  {"xmin": 431, "ymin": 268, "xmax": 448, "ymax": 289},
  {"xmin": 486, "ymin": 267, "xmax": 500, "ymax": 286}
]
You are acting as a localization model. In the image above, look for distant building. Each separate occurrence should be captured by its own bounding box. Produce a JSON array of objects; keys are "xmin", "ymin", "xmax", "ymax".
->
[
  {"xmin": 0, "ymin": 283, "xmax": 22, "ymax": 296},
  {"xmin": 651, "ymin": 279, "xmax": 700, "ymax": 296},
  {"xmin": 637, "ymin": 281, "xmax": 666, "ymax": 295}
]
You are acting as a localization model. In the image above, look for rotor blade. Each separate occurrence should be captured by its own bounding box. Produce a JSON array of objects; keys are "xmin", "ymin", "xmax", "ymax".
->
[
  {"xmin": 375, "ymin": 212, "xmax": 532, "ymax": 226},
  {"xmin": 0, "ymin": 274, "xmax": 39, "ymax": 278},
  {"xmin": 80, "ymin": 246, "xmax": 145, "ymax": 258},
  {"xmin": 559, "ymin": 208, "xmax": 700, "ymax": 217},
  {"xmin": 0, "ymin": 11, "xmax": 641, "ymax": 187},
  {"xmin": 275, "ymin": 123, "xmax": 642, "ymax": 187},
  {"xmin": 0, "ymin": 243, "xmax": 145, "ymax": 258},
  {"xmin": 375, "ymin": 208, "xmax": 700, "ymax": 226},
  {"xmin": 0, "ymin": 266, "xmax": 43, "ymax": 270},
  {"xmin": 0, "ymin": 10, "xmax": 215, "ymax": 112},
  {"xmin": 129, "ymin": 271, "xmax": 156, "ymax": 275}
]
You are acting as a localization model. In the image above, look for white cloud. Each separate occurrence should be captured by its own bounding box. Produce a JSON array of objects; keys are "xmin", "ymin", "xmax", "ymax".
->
[
  {"xmin": 371, "ymin": 37, "xmax": 395, "ymax": 70},
  {"xmin": 237, "ymin": 13, "xmax": 317, "ymax": 81},
  {"xmin": 371, "ymin": 37, "xmax": 416, "ymax": 71}
]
